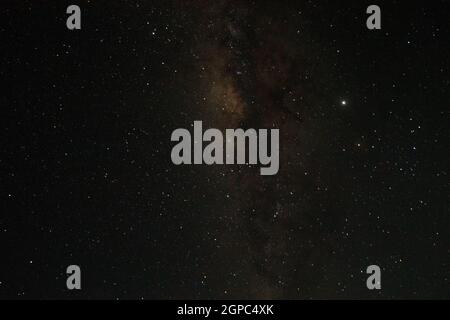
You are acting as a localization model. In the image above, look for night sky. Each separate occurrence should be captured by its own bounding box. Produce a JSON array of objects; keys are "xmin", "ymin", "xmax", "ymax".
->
[{"xmin": 1, "ymin": 0, "xmax": 449, "ymax": 299}]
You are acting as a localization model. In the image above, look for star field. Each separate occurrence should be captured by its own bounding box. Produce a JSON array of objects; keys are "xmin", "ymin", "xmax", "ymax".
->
[{"xmin": 0, "ymin": 0, "xmax": 449, "ymax": 299}]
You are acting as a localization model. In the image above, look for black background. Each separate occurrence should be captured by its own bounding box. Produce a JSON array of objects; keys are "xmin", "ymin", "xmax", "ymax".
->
[{"xmin": 1, "ymin": 0, "xmax": 449, "ymax": 299}]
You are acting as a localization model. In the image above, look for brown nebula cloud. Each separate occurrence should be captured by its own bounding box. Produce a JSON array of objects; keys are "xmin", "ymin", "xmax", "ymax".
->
[{"xmin": 180, "ymin": 1, "xmax": 346, "ymax": 298}]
